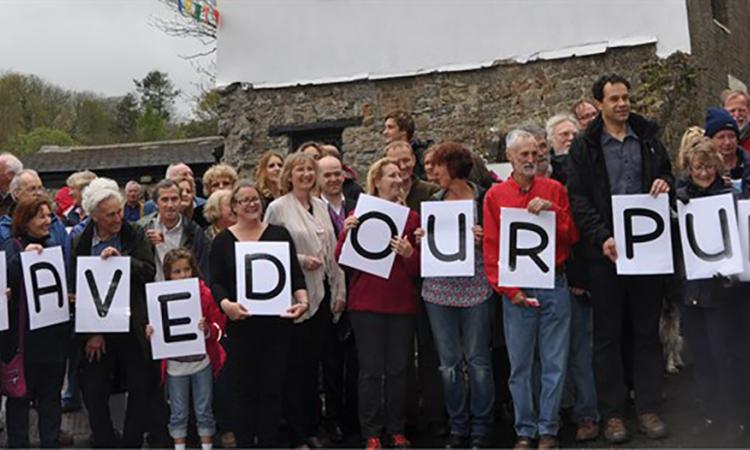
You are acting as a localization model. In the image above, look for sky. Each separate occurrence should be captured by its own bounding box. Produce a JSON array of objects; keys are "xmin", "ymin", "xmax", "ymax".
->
[{"xmin": 0, "ymin": 0, "xmax": 214, "ymax": 119}]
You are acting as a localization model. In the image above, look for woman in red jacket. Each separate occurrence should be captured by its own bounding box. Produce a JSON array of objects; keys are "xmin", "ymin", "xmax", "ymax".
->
[{"xmin": 336, "ymin": 157, "xmax": 420, "ymax": 450}]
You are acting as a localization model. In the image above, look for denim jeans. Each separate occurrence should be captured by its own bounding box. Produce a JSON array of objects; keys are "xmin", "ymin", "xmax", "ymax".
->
[
  {"xmin": 503, "ymin": 275, "xmax": 571, "ymax": 438},
  {"xmin": 425, "ymin": 299, "xmax": 494, "ymax": 438},
  {"xmin": 166, "ymin": 363, "xmax": 216, "ymax": 439},
  {"xmin": 567, "ymin": 294, "xmax": 599, "ymax": 423}
]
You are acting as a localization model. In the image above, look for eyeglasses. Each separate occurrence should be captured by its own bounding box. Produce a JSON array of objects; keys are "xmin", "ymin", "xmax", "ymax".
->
[
  {"xmin": 236, "ymin": 197, "xmax": 261, "ymax": 205},
  {"xmin": 689, "ymin": 164, "xmax": 716, "ymax": 173}
]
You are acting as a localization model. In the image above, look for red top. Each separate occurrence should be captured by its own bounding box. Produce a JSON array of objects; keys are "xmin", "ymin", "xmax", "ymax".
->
[
  {"xmin": 336, "ymin": 210, "xmax": 421, "ymax": 315},
  {"xmin": 482, "ymin": 175, "xmax": 579, "ymax": 300},
  {"xmin": 742, "ymin": 136, "xmax": 750, "ymax": 154}
]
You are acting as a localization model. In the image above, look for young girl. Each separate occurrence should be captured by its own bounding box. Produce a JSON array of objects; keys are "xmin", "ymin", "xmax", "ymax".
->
[{"xmin": 147, "ymin": 248, "xmax": 226, "ymax": 450}]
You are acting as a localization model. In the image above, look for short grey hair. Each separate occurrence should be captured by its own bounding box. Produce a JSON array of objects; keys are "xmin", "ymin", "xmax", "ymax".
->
[
  {"xmin": 545, "ymin": 113, "xmax": 579, "ymax": 138},
  {"xmin": 165, "ymin": 162, "xmax": 192, "ymax": 180},
  {"xmin": 152, "ymin": 178, "xmax": 179, "ymax": 203},
  {"xmin": 82, "ymin": 177, "xmax": 122, "ymax": 215},
  {"xmin": 505, "ymin": 129, "xmax": 537, "ymax": 152},
  {"xmin": 520, "ymin": 124, "xmax": 546, "ymax": 140},
  {"xmin": 0, "ymin": 153, "xmax": 23, "ymax": 176},
  {"xmin": 9, "ymin": 169, "xmax": 39, "ymax": 195},
  {"xmin": 125, "ymin": 180, "xmax": 142, "ymax": 193}
]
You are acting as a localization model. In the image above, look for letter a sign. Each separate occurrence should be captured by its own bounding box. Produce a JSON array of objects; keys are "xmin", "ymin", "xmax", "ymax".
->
[
  {"xmin": 498, "ymin": 207, "xmax": 556, "ymax": 289},
  {"xmin": 21, "ymin": 246, "xmax": 69, "ymax": 330},
  {"xmin": 235, "ymin": 241, "xmax": 292, "ymax": 315}
]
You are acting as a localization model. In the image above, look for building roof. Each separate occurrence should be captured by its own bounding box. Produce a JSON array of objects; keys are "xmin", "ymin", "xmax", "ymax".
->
[{"xmin": 23, "ymin": 136, "xmax": 223, "ymax": 174}]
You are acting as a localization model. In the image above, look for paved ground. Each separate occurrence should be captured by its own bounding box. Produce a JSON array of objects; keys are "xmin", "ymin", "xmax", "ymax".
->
[{"xmin": 14, "ymin": 368, "xmax": 750, "ymax": 448}]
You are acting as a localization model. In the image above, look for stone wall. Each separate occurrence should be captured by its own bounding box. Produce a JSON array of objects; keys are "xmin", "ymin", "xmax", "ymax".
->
[{"xmin": 219, "ymin": 43, "xmax": 701, "ymax": 178}]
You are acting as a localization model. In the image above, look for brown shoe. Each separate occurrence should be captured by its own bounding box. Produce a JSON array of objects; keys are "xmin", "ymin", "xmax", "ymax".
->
[
  {"xmin": 513, "ymin": 436, "xmax": 532, "ymax": 449},
  {"xmin": 576, "ymin": 418, "xmax": 600, "ymax": 441},
  {"xmin": 638, "ymin": 413, "xmax": 668, "ymax": 439},
  {"xmin": 220, "ymin": 431, "xmax": 237, "ymax": 448},
  {"xmin": 604, "ymin": 417, "xmax": 629, "ymax": 444},
  {"xmin": 538, "ymin": 435, "xmax": 558, "ymax": 449}
]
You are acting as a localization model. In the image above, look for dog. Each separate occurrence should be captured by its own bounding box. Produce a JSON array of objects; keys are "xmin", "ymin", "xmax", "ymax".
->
[{"xmin": 659, "ymin": 298, "xmax": 684, "ymax": 375}]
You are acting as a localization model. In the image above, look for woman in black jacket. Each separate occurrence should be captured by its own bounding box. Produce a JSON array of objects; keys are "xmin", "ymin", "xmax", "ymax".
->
[{"xmin": 2, "ymin": 195, "xmax": 71, "ymax": 448}]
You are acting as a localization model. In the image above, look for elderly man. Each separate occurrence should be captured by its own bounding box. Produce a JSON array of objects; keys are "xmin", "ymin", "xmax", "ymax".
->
[
  {"xmin": 571, "ymin": 99, "xmax": 598, "ymax": 130},
  {"xmin": 72, "ymin": 178, "xmax": 168, "ymax": 448},
  {"xmin": 545, "ymin": 114, "xmax": 580, "ymax": 185},
  {"xmin": 140, "ymin": 179, "xmax": 209, "ymax": 281},
  {"xmin": 0, "ymin": 152, "xmax": 23, "ymax": 215},
  {"xmin": 721, "ymin": 89, "xmax": 750, "ymax": 153},
  {"xmin": 123, "ymin": 180, "xmax": 145, "ymax": 223},
  {"xmin": 567, "ymin": 74, "xmax": 672, "ymax": 444},
  {"xmin": 483, "ymin": 129, "xmax": 578, "ymax": 450}
]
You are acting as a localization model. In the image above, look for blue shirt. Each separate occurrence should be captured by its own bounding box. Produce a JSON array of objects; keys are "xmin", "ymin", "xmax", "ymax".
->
[
  {"xmin": 601, "ymin": 126, "xmax": 642, "ymax": 195},
  {"xmin": 91, "ymin": 230, "xmax": 122, "ymax": 257}
]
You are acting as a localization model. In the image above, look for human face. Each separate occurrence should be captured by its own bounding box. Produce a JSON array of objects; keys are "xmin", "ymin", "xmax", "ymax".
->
[
  {"xmin": 266, "ymin": 156, "xmax": 283, "ymax": 183},
  {"xmin": 233, "ymin": 186, "xmax": 263, "ymax": 223},
  {"xmin": 317, "ymin": 157, "xmax": 344, "ymax": 197},
  {"xmin": 711, "ymin": 129, "xmax": 738, "ymax": 159},
  {"xmin": 383, "ymin": 118, "xmax": 408, "ymax": 143},
  {"xmin": 218, "ymin": 197, "xmax": 236, "ymax": 230},
  {"xmin": 290, "ymin": 160, "xmax": 316, "ymax": 193},
  {"xmin": 157, "ymin": 185, "xmax": 181, "ymax": 225},
  {"xmin": 432, "ymin": 163, "xmax": 453, "ymax": 188},
  {"xmin": 550, "ymin": 120, "xmax": 578, "ymax": 155},
  {"xmin": 168, "ymin": 258, "xmax": 193, "ymax": 281},
  {"xmin": 92, "ymin": 197, "xmax": 123, "ymax": 239},
  {"xmin": 508, "ymin": 138, "xmax": 539, "ymax": 179},
  {"xmin": 725, "ymin": 96, "xmax": 749, "ymax": 130},
  {"xmin": 535, "ymin": 136, "xmax": 550, "ymax": 176},
  {"xmin": 575, "ymin": 102, "xmax": 598, "ymax": 129},
  {"xmin": 15, "ymin": 174, "xmax": 44, "ymax": 202},
  {"xmin": 209, "ymin": 175, "xmax": 233, "ymax": 194},
  {"xmin": 375, "ymin": 163, "xmax": 403, "ymax": 202},
  {"xmin": 125, "ymin": 185, "xmax": 141, "ymax": 204},
  {"xmin": 597, "ymin": 82, "xmax": 630, "ymax": 126},
  {"xmin": 384, "ymin": 145, "xmax": 416, "ymax": 181},
  {"xmin": 27, "ymin": 204, "xmax": 52, "ymax": 239},
  {"xmin": 689, "ymin": 159, "xmax": 718, "ymax": 189},
  {"xmin": 423, "ymin": 152, "xmax": 437, "ymax": 183}
]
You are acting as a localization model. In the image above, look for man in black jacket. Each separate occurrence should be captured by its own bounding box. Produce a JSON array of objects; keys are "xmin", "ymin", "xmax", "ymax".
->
[{"xmin": 566, "ymin": 74, "xmax": 673, "ymax": 444}]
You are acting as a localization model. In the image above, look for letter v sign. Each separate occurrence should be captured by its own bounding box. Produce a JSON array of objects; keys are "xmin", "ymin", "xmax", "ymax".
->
[{"xmin": 85, "ymin": 269, "xmax": 123, "ymax": 318}]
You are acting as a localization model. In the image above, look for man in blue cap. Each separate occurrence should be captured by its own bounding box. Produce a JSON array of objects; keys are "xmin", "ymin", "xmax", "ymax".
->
[{"xmin": 704, "ymin": 106, "xmax": 750, "ymax": 197}]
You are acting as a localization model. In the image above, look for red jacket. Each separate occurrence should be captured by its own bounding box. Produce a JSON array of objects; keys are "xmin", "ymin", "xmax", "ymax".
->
[
  {"xmin": 161, "ymin": 279, "xmax": 227, "ymax": 381},
  {"xmin": 483, "ymin": 175, "xmax": 579, "ymax": 300},
  {"xmin": 336, "ymin": 210, "xmax": 421, "ymax": 315}
]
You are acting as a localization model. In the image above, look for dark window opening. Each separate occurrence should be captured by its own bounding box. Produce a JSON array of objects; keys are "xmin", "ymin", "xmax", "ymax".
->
[{"xmin": 269, "ymin": 117, "xmax": 362, "ymax": 155}]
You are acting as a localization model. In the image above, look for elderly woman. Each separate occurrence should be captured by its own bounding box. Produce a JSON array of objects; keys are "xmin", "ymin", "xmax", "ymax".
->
[
  {"xmin": 71, "ymin": 178, "xmax": 169, "ymax": 448},
  {"xmin": 264, "ymin": 152, "xmax": 346, "ymax": 449},
  {"xmin": 254, "ymin": 151, "xmax": 284, "ymax": 208},
  {"xmin": 202, "ymin": 189, "xmax": 236, "ymax": 242},
  {"xmin": 2, "ymin": 195, "xmax": 72, "ymax": 448},
  {"xmin": 336, "ymin": 157, "xmax": 420, "ymax": 450},
  {"xmin": 675, "ymin": 140, "xmax": 750, "ymax": 438},
  {"xmin": 63, "ymin": 170, "xmax": 97, "ymax": 226},
  {"xmin": 414, "ymin": 142, "xmax": 494, "ymax": 449},
  {"xmin": 210, "ymin": 180, "xmax": 308, "ymax": 447}
]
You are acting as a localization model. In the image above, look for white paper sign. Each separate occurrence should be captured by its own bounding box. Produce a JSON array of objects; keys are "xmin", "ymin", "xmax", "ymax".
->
[
  {"xmin": 75, "ymin": 257, "xmax": 131, "ymax": 333},
  {"xmin": 612, "ymin": 194, "xmax": 674, "ymax": 275},
  {"xmin": 146, "ymin": 278, "xmax": 206, "ymax": 360},
  {"xmin": 499, "ymin": 208, "xmax": 556, "ymax": 289},
  {"xmin": 338, "ymin": 194, "xmax": 410, "ymax": 279},
  {"xmin": 0, "ymin": 252, "xmax": 8, "ymax": 332},
  {"xmin": 235, "ymin": 241, "xmax": 292, "ymax": 316},
  {"xmin": 21, "ymin": 246, "xmax": 69, "ymax": 330},
  {"xmin": 421, "ymin": 200, "xmax": 475, "ymax": 277},
  {"xmin": 678, "ymin": 193, "xmax": 742, "ymax": 280},
  {"xmin": 735, "ymin": 200, "xmax": 750, "ymax": 281}
]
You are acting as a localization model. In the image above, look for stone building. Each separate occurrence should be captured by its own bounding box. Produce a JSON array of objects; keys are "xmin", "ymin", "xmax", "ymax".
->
[{"xmin": 216, "ymin": 0, "xmax": 750, "ymax": 177}]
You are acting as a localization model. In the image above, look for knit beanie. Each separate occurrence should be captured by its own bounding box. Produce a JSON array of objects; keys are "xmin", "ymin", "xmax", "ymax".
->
[{"xmin": 704, "ymin": 107, "xmax": 739, "ymax": 138}]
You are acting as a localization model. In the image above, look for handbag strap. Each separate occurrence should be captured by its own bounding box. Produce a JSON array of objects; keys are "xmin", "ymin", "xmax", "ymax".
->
[{"xmin": 14, "ymin": 239, "xmax": 25, "ymax": 353}]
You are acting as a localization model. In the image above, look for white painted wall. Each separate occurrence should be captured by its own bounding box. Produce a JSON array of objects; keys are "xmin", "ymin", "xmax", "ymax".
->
[{"xmin": 217, "ymin": 0, "xmax": 690, "ymax": 88}]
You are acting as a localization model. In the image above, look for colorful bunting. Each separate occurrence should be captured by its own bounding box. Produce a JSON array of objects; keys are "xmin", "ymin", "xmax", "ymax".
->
[{"xmin": 176, "ymin": 0, "xmax": 220, "ymax": 28}]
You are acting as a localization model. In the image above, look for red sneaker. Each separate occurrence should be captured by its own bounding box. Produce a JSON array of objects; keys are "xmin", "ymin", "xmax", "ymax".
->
[
  {"xmin": 366, "ymin": 436, "xmax": 382, "ymax": 450},
  {"xmin": 391, "ymin": 434, "xmax": 411, "ymax": 449}
]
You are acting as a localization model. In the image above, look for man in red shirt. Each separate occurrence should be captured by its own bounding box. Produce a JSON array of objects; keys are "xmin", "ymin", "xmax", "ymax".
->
[{"xmin": 483, "ymin": 129, "xmax": 578, "ymax": 450}]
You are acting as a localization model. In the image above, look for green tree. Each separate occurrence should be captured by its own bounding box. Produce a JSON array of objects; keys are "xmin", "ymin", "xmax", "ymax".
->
[
  {"xmin": 8, "ymin": 127, "xmax": 76, "ymax": 155},
  {"xmin": 134, "ymin": 71, "xmax": 180, "ymax": 121},
  {"xmin": 179, "ymin": 89, "xmax": 219, "ymax": 137},
  {"xmin": 136, "ymin": 107, "xmax": 167, "ymax": 141},
  {"xmin": 111, "ymin": 93, "xmax": 140, "ymax": 141},
  {"xmin": 70, "ymin": 95, "xmax": 115, "ymax": 145}
]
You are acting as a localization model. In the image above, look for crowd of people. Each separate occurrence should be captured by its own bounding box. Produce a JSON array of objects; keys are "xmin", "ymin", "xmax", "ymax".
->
[{"xmin": 0, "ymin": 72, "xmax": 749, "ymax": 450}]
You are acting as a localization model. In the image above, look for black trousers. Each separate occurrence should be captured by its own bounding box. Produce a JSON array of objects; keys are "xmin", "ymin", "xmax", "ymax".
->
[
  {"xmin": 588, "ymin": 260, "xmax": 664, "ymax": 419},
  {"xmin": 6, "ymin": 361, "xmax": 65, "ymax": 448},
  {"xmin": 350, "ymin": 311, "xmax": 415, "ymax": 439},
  {"xmin": 213, "ymin": 337, "xmax": 236, "ymax": 435},
  {"xmin": 406, "ymin": 301, "xmax": 446, "ymax": 427},
  {"xmin": 79, "ymin": 333, "xmax": 166, "ymax": 448},
  {"xmin": 321, "ymin": 312, "xmax": 359, "ymax": 429},
  {"xmin": 284, "ymin": 302, "xmax": 328, "ymax": 447},
  {"xmin": 231, "ymin": 317, "xmax": 292, "ymax": 447}
]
